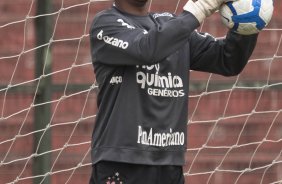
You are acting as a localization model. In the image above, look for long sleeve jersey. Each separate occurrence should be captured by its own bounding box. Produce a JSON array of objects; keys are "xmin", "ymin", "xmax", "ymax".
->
[{"xmin": 89, "ymin": 5, "xmax": 258, "ymax": 166}]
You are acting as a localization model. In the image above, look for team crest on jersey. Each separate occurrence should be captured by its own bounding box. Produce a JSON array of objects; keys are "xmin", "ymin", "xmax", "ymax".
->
[{"xmin": 105, "ymin": 172, "xmax": 123, "ymax": 184}]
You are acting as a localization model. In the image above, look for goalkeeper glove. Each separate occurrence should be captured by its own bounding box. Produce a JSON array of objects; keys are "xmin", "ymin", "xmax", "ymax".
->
[{"xmin": 184, "ymin": 0, "xmax": 237, "ymax": 23}]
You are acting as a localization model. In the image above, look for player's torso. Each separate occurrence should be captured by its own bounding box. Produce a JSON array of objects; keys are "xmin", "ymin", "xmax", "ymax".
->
[{"xmin": 91, "ymin": 8, "xmax": 190, "ymax": 165}]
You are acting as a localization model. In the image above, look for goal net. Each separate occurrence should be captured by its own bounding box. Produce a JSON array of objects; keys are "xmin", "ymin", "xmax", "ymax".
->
[{"xmin": 0, "ymin": 0, "xmax": 281, "ymax": 183}]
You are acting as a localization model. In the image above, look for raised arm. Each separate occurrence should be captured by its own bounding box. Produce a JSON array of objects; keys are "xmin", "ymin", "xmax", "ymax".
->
[
  {"xmin": 189, "ymin": 30, "xmax": 258, "ymax": 76},
  {"xmin": 89, "ymin": 10, "xmax": 199, "ymax": 66}
]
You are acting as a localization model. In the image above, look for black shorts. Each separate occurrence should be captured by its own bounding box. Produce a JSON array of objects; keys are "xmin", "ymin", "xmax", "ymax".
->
[{"xmin": 89, "ymin": 161, "xmax": 185, "ymax": 184}]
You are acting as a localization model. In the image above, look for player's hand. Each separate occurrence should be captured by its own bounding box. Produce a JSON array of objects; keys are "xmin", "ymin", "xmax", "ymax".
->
[{"xmin": 183, "ymin": 0, "xmax": 238, "ymax": 23}]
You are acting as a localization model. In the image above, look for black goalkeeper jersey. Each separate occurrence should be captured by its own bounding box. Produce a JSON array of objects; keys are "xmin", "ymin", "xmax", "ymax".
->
[{"xmin": 89, "ymin": 5, "xmax": 258, "ymax": 166}]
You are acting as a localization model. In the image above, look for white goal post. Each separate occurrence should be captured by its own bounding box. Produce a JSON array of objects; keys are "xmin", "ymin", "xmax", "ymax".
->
[{"xmin": 0, "ymin": 0, "xmax": 281, "ymax": 183}]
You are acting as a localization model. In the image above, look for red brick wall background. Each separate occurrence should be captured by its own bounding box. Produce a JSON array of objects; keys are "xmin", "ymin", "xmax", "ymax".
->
[{"xmin": 0, "ymin": 0, "xmax": 281, "ymax": 183}]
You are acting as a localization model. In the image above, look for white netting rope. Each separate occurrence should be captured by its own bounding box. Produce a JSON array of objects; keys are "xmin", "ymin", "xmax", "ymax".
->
[{"xmin": 0, "ymin": 0, "xmax": 281, "ymax": 183}]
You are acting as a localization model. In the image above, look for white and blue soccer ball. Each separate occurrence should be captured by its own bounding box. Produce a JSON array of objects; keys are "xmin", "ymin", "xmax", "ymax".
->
[{"xmin": 219, "ymin": 0, "xmax": 274, "ymax": 35}]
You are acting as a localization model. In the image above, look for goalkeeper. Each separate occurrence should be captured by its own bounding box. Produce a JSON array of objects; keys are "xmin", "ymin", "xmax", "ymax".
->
[{"xmin": 89, "ymin": 0, "xmax": 258, "ymax": 183}]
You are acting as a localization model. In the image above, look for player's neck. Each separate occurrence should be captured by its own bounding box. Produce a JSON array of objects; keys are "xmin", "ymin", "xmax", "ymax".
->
[{"xmin": 114, "ymin": 2, "xmax": 149, "ymax": 16}]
